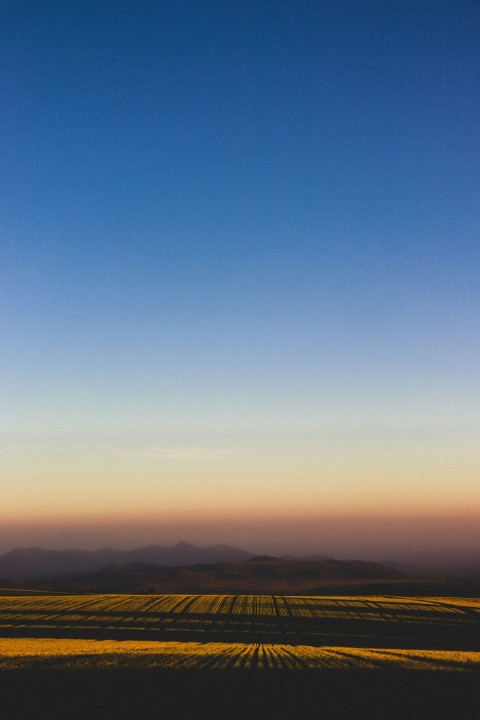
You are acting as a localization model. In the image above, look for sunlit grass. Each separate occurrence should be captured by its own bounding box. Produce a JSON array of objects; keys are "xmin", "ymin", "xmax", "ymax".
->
[
  {"xmin": 1, "ymin": 593, "xmax": 478, "ymax": 623},
  {"xmin": 0, "ymin": 593, "xmax": 478, "ymax": 656},
  {"xmin": 0, "ymin": 638, "xmax": 479, "ymax": 672}
]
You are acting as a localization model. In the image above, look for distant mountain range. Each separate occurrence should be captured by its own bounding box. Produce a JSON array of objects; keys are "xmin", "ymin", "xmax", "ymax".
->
[
  {"xmin": 0, "ymin": 543, "xmax": 408, "ymax": 594},
  {"xmin": 1, "ymin": 543, "xmax": 479, "ymax": 596},
  {"xmin": 0, "ymin": 542, "xmax": 253, "ymax": 579}
]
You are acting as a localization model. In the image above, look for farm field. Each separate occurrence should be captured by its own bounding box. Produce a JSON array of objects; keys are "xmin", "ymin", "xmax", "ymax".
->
[
  {"xmin": 1, "ymin": 592, "xmax": 479, "ymax": 719},
  {"xmin": 1, "ymin": 637, "xmax": 480, "ymax": 671},
  {"xmin": 0, "ymin": 592, "xmax": 479, "ymax": 648}
]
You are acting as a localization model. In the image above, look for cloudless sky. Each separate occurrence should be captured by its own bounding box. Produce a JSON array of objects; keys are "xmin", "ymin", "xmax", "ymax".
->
[{"xmin": 1, "ymin": 1, "xmax": 479, "ymax": 557}]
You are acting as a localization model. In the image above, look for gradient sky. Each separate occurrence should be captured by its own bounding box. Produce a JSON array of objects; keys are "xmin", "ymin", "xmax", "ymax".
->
[{"xmin": 1, "ymin": 1, "xmax": 479, "ymax": 558}]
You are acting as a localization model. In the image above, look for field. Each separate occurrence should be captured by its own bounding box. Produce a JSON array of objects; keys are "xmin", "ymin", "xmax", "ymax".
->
[
  {"xmin": 1, "ymin": 592, "xmax": 480, "ymax": 719},
  {"xmin": 1, "ymin": 637, "xmax": 480, "ymax": 672},
  {"xmin": 1, "ymin": 592, "xmax": 479, "ymax": 647}
]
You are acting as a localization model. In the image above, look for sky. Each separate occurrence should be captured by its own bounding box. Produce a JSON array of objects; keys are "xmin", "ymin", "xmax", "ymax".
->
[{"xmin": 1, "ymin": 1, "xmax": 479, "ymax": 560}]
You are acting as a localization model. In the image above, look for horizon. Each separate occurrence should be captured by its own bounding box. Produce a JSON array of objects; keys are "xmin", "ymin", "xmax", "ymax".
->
[
  {"xmin": 1, "ymin": 1, "xmax": 479, "ymax": 564},
  {"xmin": 1, "ymin": 512, "xmax": 479, "ymax": 568}
]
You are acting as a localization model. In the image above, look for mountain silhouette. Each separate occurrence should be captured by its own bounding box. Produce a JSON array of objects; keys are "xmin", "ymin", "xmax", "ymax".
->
[{"xmin": 0, "ymin": 542, "xmax": 253, "ymax": 578}]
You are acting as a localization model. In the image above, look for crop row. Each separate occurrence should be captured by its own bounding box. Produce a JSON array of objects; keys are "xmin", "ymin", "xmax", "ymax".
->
[
  {"xmin": 0, "ymin": 593, "xmax": 476, "ymax": 621},
  {"xmin": 1, "ymin": 638, "xmax": 479, "ymax": 672},
  {"xmin": 0, "ymin": 593, "xmax": 478, "ymax": 649}
]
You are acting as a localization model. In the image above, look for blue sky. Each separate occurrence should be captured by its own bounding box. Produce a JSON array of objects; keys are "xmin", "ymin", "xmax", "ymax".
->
[{"xmin": 1, "ymin": 1, "xmax": 479, "ymax": 551}]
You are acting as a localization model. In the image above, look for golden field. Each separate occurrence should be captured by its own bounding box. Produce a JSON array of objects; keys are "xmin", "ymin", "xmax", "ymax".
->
[
  {"xmin": 1, "ymin": 593, "xmax": 479, "ymax": 719},
  {"xmin": 0, "ymin": 592, "xmax": 478, "ymax": 648},
  {"xmin": 0, "ymin": 637, "xmax": 479, "ymax": 672}
]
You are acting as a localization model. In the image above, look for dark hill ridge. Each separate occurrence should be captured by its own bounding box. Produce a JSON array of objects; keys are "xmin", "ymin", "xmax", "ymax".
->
[
  {"xmin": 239, "ymin": 556, "xmax": 400, "ymax": 580},
  {"xmin": 0, "ymin": 542, "xmax": 253, "ymax": 579},
  {"xmin": 1, "ymin": 555, "xmax": 405, "ymax": 594}
]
